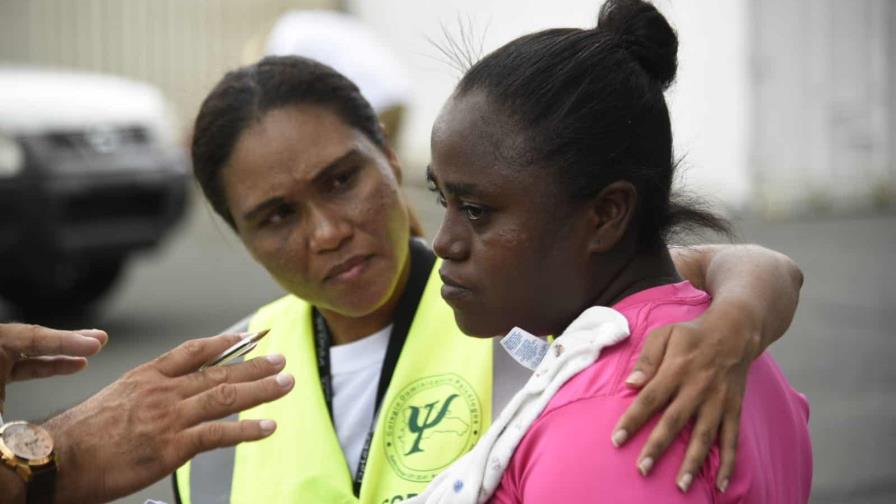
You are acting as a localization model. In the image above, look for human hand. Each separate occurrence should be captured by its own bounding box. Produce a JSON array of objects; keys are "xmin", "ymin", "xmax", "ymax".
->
[
  {"xmin": 42, "ymin": 333, "xmax": 295, "ymax": 504},
  {"xmin": 610, "ymin": 306, "xmax": 759, "ymax": 493},
  {"xmin": 0, "ymin": 323, "xmax": 107, "ymax": 417}
]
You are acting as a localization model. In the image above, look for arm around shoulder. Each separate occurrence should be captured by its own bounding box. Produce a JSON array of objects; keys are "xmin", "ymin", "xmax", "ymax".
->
[{"xmin": 671, "ymin": 243, "xmax": 803, "ymax": 354}]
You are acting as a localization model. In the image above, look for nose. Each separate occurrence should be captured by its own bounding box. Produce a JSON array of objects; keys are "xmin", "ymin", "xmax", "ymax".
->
[
  {"xmin": 308, "ymin": 205, "xmax": 352, "ymax": 253},
  {"xmin": 432, "ymin": 211, "xmax": 470, "ymax": 262}
]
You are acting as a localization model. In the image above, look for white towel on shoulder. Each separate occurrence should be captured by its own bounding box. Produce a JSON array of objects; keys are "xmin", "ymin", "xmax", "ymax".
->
[{"xmin": 409, "ymin": 306, "xmax": 630, "ymax": 504}]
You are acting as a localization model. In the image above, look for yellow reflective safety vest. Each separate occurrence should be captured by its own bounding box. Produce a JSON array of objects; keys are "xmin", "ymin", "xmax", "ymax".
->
[{"xmin": 176, "ymin": 262, "xmax": 494, "ymax": 503}]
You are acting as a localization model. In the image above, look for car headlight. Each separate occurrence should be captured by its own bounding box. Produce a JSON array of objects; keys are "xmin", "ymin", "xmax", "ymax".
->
[{"xmin": 0, "ymin": 134, "xmax": 24, "ymax": 178}]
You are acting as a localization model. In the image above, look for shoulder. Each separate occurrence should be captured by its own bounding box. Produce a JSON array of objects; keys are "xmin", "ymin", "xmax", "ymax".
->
[
  {"xmin": 614, "ymin": 282, "xmax": 712, "ymax": 341},
  {"xmin": 499, "ymin": 394, "xmax": 716, "ymax": 503}
]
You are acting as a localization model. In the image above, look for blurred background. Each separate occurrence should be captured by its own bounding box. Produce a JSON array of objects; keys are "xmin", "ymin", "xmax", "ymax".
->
[{"xmin": 1, "ymin": 0, "xmax": 893, "ymax": 502}]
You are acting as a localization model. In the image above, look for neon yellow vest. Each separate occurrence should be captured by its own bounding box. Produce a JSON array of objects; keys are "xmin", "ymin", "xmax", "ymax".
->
[{"xmin": 177, "ymin": 265, "xmax": 492, "ymax": 503}]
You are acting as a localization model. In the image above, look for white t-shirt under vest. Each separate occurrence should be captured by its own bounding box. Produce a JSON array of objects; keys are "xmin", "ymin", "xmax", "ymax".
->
[{"xmin": 329, "ymin": 324, "xmax": 392, "ymax": 474}]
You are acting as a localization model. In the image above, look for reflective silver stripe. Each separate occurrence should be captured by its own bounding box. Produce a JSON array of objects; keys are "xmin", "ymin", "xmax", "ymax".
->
[{"xmin": 491, "ymin": 337, "xmax": 531, "ymax": 413}]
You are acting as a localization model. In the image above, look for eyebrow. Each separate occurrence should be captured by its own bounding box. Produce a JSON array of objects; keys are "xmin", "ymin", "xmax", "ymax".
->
[
  {"xmin": 426, "ymin": 165, "xmax": 479, "ymax": 198},
  {"xmin": 242, "ymin": 148, "xmax": 363, "ymax": 222}
]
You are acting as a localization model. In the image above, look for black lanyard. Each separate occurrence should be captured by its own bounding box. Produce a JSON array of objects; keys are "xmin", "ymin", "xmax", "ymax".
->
[{"xmin": 312, "ymin": 239, "xmax": 435, "ymax": 496}]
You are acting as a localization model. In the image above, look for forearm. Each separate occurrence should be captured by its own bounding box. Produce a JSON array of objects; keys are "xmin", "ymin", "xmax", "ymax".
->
[
  {"xmin": 0, "ymin": 466, "xmax": 25, "ymax": 504},
  {"xmin": 42, "ymin": 414, "xmax": 80, "ymax": 504},
  {"xmin": 671, "ymin": 244, "xmax": 804, "ymax": 354}
]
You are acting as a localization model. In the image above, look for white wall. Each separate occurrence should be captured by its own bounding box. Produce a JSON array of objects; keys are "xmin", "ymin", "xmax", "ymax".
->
[
  {"xmin": 351, "ymin": 0, "xmax": 752, "ymax": 210},
  {"xmin": 751, "ymin": 0, "xmax": 896, "ymax": 216}
]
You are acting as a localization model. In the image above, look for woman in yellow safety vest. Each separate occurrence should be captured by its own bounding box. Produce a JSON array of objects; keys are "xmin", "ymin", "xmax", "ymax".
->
[{"xmin": 174, "ymin": 56, "xmax": 803, "ymax": 504}]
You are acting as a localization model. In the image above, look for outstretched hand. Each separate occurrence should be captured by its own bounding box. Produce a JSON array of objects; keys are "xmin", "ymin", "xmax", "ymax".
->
[{"xmin": 43, "ymin": 333, "xmax": 294, "ymax": 504}]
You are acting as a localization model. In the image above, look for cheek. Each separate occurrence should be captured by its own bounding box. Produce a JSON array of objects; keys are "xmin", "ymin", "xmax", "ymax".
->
[
  {"xmin": 477, "ymin": 224, "xmax": 538, "ymax": 284},
  {"xmin": 358, "ymin": 173, "xmax": 409, "ymax": 247},
  {"xmin": 474, "ymin": 224, "xmax": 563, "ymax": 330},
  {"xmin": 244, "ymin": 229, "xmax": 312, "ymax": 286}
]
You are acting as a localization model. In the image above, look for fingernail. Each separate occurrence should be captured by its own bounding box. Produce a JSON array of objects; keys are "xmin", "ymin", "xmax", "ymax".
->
[
  {"xmin": 638, "ymin": 457, "xmax": 654, "ymax": 476},
  {"xmin": 259, "ymin": 419, "xmax": 276, "ymax": 434},
  {"xmin": 78, "ymin": 330, "xmax": 108, "ymax": 347},
  {"xmin": 677, "ymin": 473, "xmax": 693, "ymax": 492},
  {"xmin": 76, "ymin": 335, "xmax": 103, "ymax": 352},
  {"xmin": 611, "ymin": 429, "xmax": 628, "ymax": 447},
  {"xmin": 626, "ymin": 370, "xmax": 646, "ymax": 386},
  {"xmin": 266, "ymin": 354, "xmax": 285, "ymax": 367},
  {"xmin": 717, "ymin": 478, "xmax": 729, "ymax": 493},
  {"xmin": 275, "ymin": 373, "xmax": 294, "ymax": 388}
]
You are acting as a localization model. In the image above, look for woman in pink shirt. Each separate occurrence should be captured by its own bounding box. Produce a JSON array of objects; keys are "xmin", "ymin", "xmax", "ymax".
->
[{"xmin": 422, "ymin": 0, "xmax": 812, "ymax": 501}]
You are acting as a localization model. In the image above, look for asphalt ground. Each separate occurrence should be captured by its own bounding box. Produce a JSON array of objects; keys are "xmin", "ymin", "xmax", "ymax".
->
[{"xmin": 3, "ymin": 185, "xmax": 894, "ymax": 504}]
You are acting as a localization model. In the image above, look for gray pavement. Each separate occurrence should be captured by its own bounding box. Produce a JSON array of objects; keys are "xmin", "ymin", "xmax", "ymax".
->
[{"xmin": 3, "ymin": 185, "xmax": 895, "ymax": 504}]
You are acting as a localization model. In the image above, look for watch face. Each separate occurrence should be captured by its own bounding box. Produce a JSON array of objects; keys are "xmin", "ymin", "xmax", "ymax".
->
[{"xmin": 2, "ymin": 423, "xmax": 53, "ymax": 460}]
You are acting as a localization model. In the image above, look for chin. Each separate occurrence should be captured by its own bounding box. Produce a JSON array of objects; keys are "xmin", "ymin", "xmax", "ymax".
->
[
  {"xmin": 340, "ymin": 290, "xmax": 393, "ymax": 317},
  {"xmin": 453, "ymin": 311, "xmax": 508, "ymax": 339}
]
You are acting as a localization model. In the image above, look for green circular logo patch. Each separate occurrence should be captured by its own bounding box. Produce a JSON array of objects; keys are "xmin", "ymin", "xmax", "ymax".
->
[{"xmin": 382, "ymin": 373, "xmax": 482, "ymax": 482}]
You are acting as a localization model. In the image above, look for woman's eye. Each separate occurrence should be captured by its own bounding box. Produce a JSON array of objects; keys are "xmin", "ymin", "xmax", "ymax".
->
[
  {"xmin": 462, "ymin": 204, "xmax": 486, "ymax": 221},
  {"xmin": 262, "ymin": 204, "xmax": 293, "ymax": 227},
  {"xmin": 332, "ymin": 167, "xmax": 358, "ymax": 189},
  {"xmin": 435, "ymin": 193, "xmax": 447, "ymax": 208}
]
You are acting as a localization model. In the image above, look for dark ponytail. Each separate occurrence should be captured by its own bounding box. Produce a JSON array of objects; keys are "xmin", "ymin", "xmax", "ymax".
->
[{"xmin": 455, "ymin": 0, "xmax": 729, "ymax": 250}]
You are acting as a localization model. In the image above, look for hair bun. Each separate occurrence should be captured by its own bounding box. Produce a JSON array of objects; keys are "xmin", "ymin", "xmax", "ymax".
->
[{"xmin": 597, "ymin": 0, "xmax": 678, "ymax": 89}]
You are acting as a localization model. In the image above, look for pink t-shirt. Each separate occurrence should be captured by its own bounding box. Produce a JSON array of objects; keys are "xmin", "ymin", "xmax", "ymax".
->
[{"xmin": 490, "ymin": 281, "xmax": 812, "ymax": 503}]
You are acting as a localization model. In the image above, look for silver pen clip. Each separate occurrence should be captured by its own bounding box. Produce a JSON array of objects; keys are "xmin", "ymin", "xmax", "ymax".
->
[{"xmin": 199, "ymin": 329, "xmax": 270, "ymax": 371}]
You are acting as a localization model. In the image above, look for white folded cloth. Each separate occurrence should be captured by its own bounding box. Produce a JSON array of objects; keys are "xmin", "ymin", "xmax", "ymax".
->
[{"xmin": 409, "ymin": 306, "xmax": 630, "ymax": 504}]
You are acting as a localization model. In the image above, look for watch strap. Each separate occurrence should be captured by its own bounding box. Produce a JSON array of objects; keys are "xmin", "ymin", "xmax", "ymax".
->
[{"xmin": 26, "ymin": 460, "xmax": 56, "ymax": 504}]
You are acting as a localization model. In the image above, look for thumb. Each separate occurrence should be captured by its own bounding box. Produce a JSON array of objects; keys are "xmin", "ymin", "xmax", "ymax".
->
[{"xmin": 626, "ymin": 325, "xmax": 672, "ymax": 388}]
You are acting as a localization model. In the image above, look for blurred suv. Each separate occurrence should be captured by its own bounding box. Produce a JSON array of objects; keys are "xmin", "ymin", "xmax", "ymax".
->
[{"xmin": 0, "ymin": 65, "xmax": 189, "ymax": 315}]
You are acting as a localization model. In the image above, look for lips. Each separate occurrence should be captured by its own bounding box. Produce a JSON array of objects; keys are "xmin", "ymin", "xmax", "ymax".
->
[
  {"xmin": 324, "ymin": 254, "xmax": 373, "ymax": 282},
  {"xmin": 439, "ymin": 269, "xmax": 474, "ymax": 303}
]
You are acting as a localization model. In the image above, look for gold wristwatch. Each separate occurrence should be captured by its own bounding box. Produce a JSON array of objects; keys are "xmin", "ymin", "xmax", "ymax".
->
[{"xmin": 0, "ymin": 421, "xmax": 57, "ymax": 504}]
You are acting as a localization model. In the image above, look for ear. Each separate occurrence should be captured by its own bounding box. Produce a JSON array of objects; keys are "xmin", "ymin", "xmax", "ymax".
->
[{"xmin": 587, "ymin": 181, "xmax": 638, "ymax": 254}]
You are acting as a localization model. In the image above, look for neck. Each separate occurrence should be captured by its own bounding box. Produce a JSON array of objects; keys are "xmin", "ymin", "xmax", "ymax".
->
[
  {"xmin": 589, "ymin": 246, "xmax": 682, "ymax": 309},
  {"xmin": 318, "ymin": 249, "xmax": 411, "ymax": 346}
]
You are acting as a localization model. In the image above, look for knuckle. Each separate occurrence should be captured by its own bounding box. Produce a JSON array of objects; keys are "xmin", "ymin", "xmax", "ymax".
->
[
  {"xmin": 693, "ymin": 379, "xmax": 718, "ymax": 402},
  {"xmin": 696, "ymin": 427, "xmax": 715, "ymax": 448},
  {"xmin": 203, "ymin": 366, "xmax": 229, "ymax": 385},
  {"xmin": 638, "ymin": 389, "xmax": 660, "ymax": 409},
  {"xmin": 25, "ymin": 325, "xmax": 43, "ymax": 354},
  {"xmin": 200, "ymin": 423, "xmax": 226, "ymax": 448},
  {"xmin": 665, "ymin": 358, "xmax": 689, "ymax": 377},
  {"xmin": 724, "ymin": 431, "xmax": 739, "ymax": 451},
  {"xmin": 637, "ymin": 352, "xmax": 654, "ymax": 368},
  {"xmin": 252, "ymin": 355, "xmax": 271, "ymax": 373},
  {"xmin": 211, "ymin": 383, "xmax": 239, "ymax": 408},
  {"xmin": 730, "ymin": 399, "xmax": 744, "ymax": 416},
  {"xmin": 181, "ymin": 339, "xmax": 205, "ymax": 358},
  {"xmin": 663, "ymin": 409, "xmax": 687, "ymax": 431}
]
